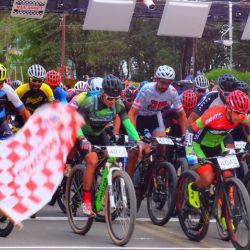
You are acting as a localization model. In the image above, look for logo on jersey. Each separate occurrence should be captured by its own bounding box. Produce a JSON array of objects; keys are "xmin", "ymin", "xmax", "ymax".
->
[
  {"xmin": 26, "ymin": 96, "xmax": 43, "ymax": 105},
  {"xmin": 204, "ymin": 112, "xmax": 222, "ymax": 125},
  {"xmin": 149, "ymin": 100, "xmax": 168, "ymax": 110}
]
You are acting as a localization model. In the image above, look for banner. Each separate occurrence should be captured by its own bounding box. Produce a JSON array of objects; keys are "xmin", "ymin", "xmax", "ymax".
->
[
  {"xmin": 0, "ymin": 103, "xmax": 83, "ymax": 225},
  {"xmin": 11, "ymin": 0, "xmax": 48, "ymax": 19}
]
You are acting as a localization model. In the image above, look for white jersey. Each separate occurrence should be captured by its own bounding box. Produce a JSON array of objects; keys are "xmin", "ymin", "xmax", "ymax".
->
[{"xmin": 133, "ymin": 82, "xmax": 183, "ymax": 116}]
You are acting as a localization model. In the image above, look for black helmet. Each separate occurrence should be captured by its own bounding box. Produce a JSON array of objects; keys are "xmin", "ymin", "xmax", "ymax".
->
[
  {"xmin": 102, "ymin": 74, "xmax": 123, "ymax": 97},
  {"xmin": 236, "ymin": 80, "xmax": 250, "ymax": 95},
  {"xmin": 218, "ymin": 74, "xmax": 237, "ymax": 92}
]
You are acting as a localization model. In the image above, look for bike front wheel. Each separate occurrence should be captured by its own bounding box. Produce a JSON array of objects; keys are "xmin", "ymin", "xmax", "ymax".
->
[
  {"xmin": 147, "ymin": 161, "xmax": 177, "ymax": 226},
  {"xmin": 0, "ymin": 215, "xmax": 14, "ymax": 237},
  {"xmin": 105, "ymin": 170, "xmax": 136, "ymax": 246},
  {"xmin": 65, "ymin": 164, "xmax": 93, "ymax": 235},
  {"xmin": 224, "ymin": 177, "xmax": 250, "ymax": 250}
]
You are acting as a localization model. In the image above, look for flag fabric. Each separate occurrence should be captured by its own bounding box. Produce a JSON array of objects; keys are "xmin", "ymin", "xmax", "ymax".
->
[{"xmin": 0, "ymin": 103, "xmax": 83, "ymax": 225}]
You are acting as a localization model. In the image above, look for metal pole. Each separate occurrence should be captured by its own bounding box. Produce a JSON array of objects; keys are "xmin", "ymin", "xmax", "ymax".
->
[
  {"xmin": 60, "ymin": 14, "xmax": 66, "ymax": 83},
  {"xmin": 229, "ymin": 1, "xmax": 233, "ymax": 69}
]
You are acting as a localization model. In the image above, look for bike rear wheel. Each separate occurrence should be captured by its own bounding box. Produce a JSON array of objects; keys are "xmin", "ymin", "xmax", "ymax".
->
[
  {"xmin": 57, "ymin": 177, "xmax": 67, "ymax": 213},
  {"xmin": 65, "ymin": 164, "xmax": 93, "ymax": 235},
  {"xmin": 224, "ymin": 177, "xmax": 250, "ymax": 250},
  {"xmin": 176, "ymin": 170, "xmax": 209, "ymax": 241},
  {"xmin": 147, "ymin": 161, "xmax": 177, "ymax": 226},
  {"xmin": 0, "ymin": 215, "xmax": 14, "ymax": 237},
  {"xmin": 105, "ymin": 170, "xmax": 136, "ymax": 246}
]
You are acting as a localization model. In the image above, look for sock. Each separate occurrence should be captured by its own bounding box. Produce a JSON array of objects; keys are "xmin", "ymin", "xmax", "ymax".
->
[{"xmin": 83, "ymin": 190, "xmax": 91, "ymax": 204}]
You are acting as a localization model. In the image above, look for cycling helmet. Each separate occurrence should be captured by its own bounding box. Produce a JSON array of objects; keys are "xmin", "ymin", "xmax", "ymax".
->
[
  {"xmin": 218, "ymin": 74, "xmax": 237, "ymax": 92},
  {"xmin": 102, "ymin": 74, "xmax": 123, "ymax": 97},
  {"xmin": 139, "ymin": 80, "xmax": 149, "ymax": 89},
  {"xmin": 46, "ymin": 70, "xmax": 61, "ymax": 87},
  {"xmin": 0, "ymin": 64, "xmax": 7, "ymax": 81},
  {"xmin": 155, "ymin": 65, "xmax": 175, "ymax": 80},
  {"xmin": 182, "ymin": 89, "xmax": 198, "ymax": 111},
  {"xmin": 124, "ymin": 85, "xmax": 139, "ymax": 100},
  {"xmin": 89, "ymin": 77, "xmax": 103, "ymax": 91},
  {"xmin": 236, "ymin": 80, "xmax": 250, "ymax": 95},
  {"xmin": 27, "ymin": 64, "xmax": 46, "ymax": 80},
  {"xmin": 226, "ymin": 90, "xmax": 250, "ymax": 114},
  {"xmin": 11, "ymin": 80, "xmax": 22, "ymax": 89},
  {"xmin": 194, "ymin": 75, "xmax": 209, "ymax": 89},
  {"xmin": 74, "ymin": 81, "xmax": 90, "ymax": 92}
]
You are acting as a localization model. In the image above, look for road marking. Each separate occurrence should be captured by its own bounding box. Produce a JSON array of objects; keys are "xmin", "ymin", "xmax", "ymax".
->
[
  {"xmin": 28, "ymin": 217, "xmax": 217, "ymax": 223},
  {"xmin": 0, "ymin": 247, "xmax": 235, "ymax": 249}
]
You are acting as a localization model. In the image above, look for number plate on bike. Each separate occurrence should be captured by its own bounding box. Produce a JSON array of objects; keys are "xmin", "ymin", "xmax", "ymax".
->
[
  {"xmin": 217, "ymin": 155, "xmax": 240, "ymax": 170},
  {"xmin": 234, "ymin": 141, "xmax": 247, "ymax": 150},
  {"xmin": 156, "ymin": 137, "xmax": 174, "ymax": 145},
  {"xmin": 107, "ymin": 146, "xmax": 128, "ymax": 157}
]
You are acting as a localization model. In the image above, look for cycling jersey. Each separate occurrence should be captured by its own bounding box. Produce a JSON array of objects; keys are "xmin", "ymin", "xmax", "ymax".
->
[
  {"xmin": 193, "ymin": 91, "xmax": 224, "ymax": 117},
  {"xmin": 188, "ymin": 106, "xmax": 250, "ymax": 158},
  {"xmin": 15, "ymin": 83, "xmax": 54, "ymax": 113},
  {"xmin": 133, "ymin": 82, "xmax": 183, "ymax": 116},
  {"xmin": 78, "ymin": 95, "xmax": 139, "ymax": 140},
  {"xmin": 53, "ymin": 86, "xmax": 67, "ymax": 103},
  {"xmin": 0, "ymin": 83, "xmax": 24, "ymax": 123}
]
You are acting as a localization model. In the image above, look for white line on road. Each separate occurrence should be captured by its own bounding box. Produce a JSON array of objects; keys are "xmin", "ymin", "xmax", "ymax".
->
[
  {"xmin": 0, "ymin": 247, "xmax": 235, "ymax": 250},
  {"xmin": 27, "ymin": 217, "xmax": 217, "ymax": 223}
]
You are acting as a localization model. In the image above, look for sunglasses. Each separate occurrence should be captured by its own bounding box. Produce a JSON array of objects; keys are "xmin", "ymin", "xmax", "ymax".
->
[
  {"xmin": 125, "ymin": 98, "xmax": 134, "ymax": 103},
  {"xmin": 231, "ymin": 108, "xmax": 245, "ymax": 115},
  {"xmin": 196, "ymin": 88, "xmax": 206, "ymax": 93},
  {"xmin": 106, "ymin": 96, "xmax": 120, "ymax": 101},
  {"xmin": 158, "ymin": 80, "xmax": 172, "ymax": 85},
  {"xmin": 31, "ymin": 79, "xmax": 43, "ymax": 83}
]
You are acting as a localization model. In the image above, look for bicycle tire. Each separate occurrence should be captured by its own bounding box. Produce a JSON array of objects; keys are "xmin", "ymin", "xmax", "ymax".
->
[
  {"xmin": 176, "ymin": 170, "xmax": 209, "ymax": 241},
  {"xmin": 0, "ymin": 216, "xmax": 14, "ymax": 237},
  {"xmin": 175, "ymin": 157, "xmax": 189, "ymax": 177},
  {"xmin": 65, "ymin": 164, "xmax": 93, "ymax": 235},
  {"xmin": 224, "ymin": 177, "xmax": 250, "ymax": 250},
  {"xmin": 56, "ymin": 177, "xmax": 67, "ymax": 213},
  {"xmin": 147, "ymin": 161, "xmax": 177, "ymax": 226},
  {"xmin": 216, "ymin": 220, "xmax": 230, "ymax": 241},
  {"xmin": 105, "ymin": 170, "xmax": 136, "ymax": 246},
  {"xmin": 236, "ymin": 161, "xmax": 248, "ymax": 182}
]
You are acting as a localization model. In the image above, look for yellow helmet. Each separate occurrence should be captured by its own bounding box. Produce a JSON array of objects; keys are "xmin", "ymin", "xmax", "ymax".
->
[{"xmin": 0, "ymin": 64, "xmax": 7, "ymax": 81}]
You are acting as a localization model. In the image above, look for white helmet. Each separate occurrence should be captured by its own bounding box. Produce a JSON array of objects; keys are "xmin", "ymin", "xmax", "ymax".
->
[
  {"xmin": 27, "ymin": 64, "xmax": 46, "ymax": 80},
  {"xmin": 194, "ymin": 75, "xmax": 209, "ymax": 89},
  {"xmin": 155, "ymin": 65, "xmax": 175, "ymax": 80},
  {"xmin": 89, "ymin": 77, "xmax": 103, "ymax": 91},
  {"xmin": 11, "ymin": 80, "xmax": 22, "ymax": 89},
  {"xmin": 74, "ymin": 81, "xmax": 89, "ymax": 92}
]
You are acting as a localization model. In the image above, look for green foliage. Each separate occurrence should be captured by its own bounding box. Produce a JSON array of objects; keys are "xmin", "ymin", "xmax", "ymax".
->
[{"xmin": 205, "ymin": 68, "xmax": 250, "ymax": 84}]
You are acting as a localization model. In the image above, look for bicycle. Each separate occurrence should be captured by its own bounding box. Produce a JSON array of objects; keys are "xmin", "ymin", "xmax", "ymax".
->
[
  {"xmin": 176, "ymin": 151, "xmax": 250, "ymax": 250},
  {"xmin": 65, "ymin": 144, "xmax": 136, "ymax": 246},
  {"xmin": 133, "ymin": 136, "xmax": 177, "ymax": 226}
]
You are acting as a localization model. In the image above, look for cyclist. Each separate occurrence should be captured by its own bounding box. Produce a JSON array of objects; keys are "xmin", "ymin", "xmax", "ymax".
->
[
  {"xmin": 0, "ymin": 64, "xmax": 30, "ymax": 138},
  {"xmin": 74, "ymin": 74, "xmax": 143, "ymax": 216},
  {"xmin": 185, "ymin": 90, "xmax": 250, "ymax": 227},
  {"xmin": 15, "ymin": 64, "xmax": 54, "ymax": 126},
  {"xmin": 88, "ymin": 77, "xmax": 103, "ymax": 96},
  {"xmin": 66, "ymin": 81, "xmax": 89, "ymax": 103},
  {"xmin": 46, "ymin": 70, "xmax": 67, "ymax": 103},
  {"xmin": 127, "ymin": 65, "xmax": 187, "ymax": 176},
  {"xmin": 188, "ymin": 73, "xmax": 238, "ymax": 125},
  {"xmin": 11, "ymin": 80, "xmax": 22, "ymax": 90},
  {"xmin": 114, "ymin": 85, "xmax": 139, "ymax": 136},
  {"xmin": 193, "ymin": 75, "xmax": 209, "ymax": 102}
]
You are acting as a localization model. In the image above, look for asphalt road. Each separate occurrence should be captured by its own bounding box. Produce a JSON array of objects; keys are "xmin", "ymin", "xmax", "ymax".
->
[{"xmin": 0, "ymin": 201, "xmax": 235, "ymax": 250}]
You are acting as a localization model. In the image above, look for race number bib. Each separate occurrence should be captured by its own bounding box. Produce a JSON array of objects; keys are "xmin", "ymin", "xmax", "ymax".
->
[
  {"xmin": 234, "ymin": 141, "xmax": 247, "ymax": 150},
  {"xmin": 217, "ymin": 155, "xmax": 240, "ymax": 170},
  {"xmin": 156, "ymin": 137, "xmax": 174, "ymax": 145},
  {"xmin": 107, "ymin": 146, "xmax": 128, "ymax": 158}
]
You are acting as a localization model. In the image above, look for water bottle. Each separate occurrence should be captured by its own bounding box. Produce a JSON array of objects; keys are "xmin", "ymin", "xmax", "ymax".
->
[{"xmin": 186, "ymin": 154, "xmax": 198, "ymax": 165}]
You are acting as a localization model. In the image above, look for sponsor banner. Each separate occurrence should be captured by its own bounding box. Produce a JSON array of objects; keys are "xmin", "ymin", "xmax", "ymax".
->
[
  {"xmin": 0, "ymin": 103, "xmax": 83, "ymax": 225},
  {"xmin": 11, "ymin": 0, "xmax": 48, "ymax": 19}
]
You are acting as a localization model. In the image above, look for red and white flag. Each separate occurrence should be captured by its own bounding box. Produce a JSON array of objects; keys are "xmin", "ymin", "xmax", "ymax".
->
[{"xmin": 0, "ymin": 103, "xmax": 83, "ymax": 225}]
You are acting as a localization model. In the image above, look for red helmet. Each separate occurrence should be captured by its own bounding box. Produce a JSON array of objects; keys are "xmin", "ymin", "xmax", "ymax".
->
[
  {"xmin": 182, "ymin": 90, "xmax": 197, "ymax": 110},
  {"xmin": 46, "ymin": 70, "xmax": 61, "ymax": 87},
  {"xmin": 226, "ymin": 90, "xmax": 250, "ymax": 114}
]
